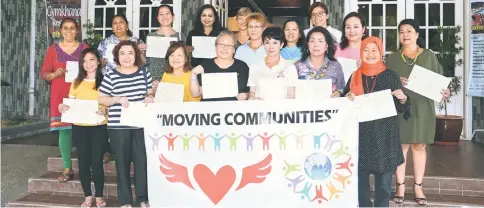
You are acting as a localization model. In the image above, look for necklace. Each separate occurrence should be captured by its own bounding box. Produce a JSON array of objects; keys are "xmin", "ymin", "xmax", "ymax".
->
[
  {"xmin": 309, "ymin": 62, "xmax": 328, "ymax": 80},
  {"xmin": 365, "ymin": 75, "xmax": 378, "ymax": 93},
  {"xmin": 400, "ymin": 47, "xmax": 420, "ymax": 66}
]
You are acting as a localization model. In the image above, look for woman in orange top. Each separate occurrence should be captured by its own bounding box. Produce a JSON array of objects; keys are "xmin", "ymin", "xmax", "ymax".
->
[
  {"xmin": 151, "ymin": 41, "xmax": 201, "ymax": 102},
  {"xmin": 344, "ymin": 36, "xmax": 410, "ymax": 207}
]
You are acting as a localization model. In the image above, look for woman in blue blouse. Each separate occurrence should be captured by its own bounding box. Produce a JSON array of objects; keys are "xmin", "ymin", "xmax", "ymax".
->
[
  {"xmin": 281, "ymin": 19, "xmax": 304, "ymax": 62},
  {"xmin": 295, "ymin": 26, "xmax": 345, "ymax": 97}
]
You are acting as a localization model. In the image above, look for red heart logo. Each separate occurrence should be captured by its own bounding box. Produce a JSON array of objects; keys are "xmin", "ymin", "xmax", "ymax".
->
[{"xmin": 193, "ymin": 164, "xmax": 236, "ymax": 205}]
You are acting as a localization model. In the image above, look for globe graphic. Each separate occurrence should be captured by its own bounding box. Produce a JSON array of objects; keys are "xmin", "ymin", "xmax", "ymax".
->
[{"xmin": 303, "ymin": 153, "xmax": 332, "ymax": 180}]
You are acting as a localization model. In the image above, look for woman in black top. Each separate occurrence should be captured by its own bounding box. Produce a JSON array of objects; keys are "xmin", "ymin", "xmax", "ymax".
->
[
  {"xmin": 186, "ymin": 4, "xmax": 224, "ymax": 67},
  {"xmin": 344, "ymin": 36, "xmax": 410, "ymax": 207},
  {"xmin": 190, "ymin": 30, "xmax": 249, "ymax": 101}
]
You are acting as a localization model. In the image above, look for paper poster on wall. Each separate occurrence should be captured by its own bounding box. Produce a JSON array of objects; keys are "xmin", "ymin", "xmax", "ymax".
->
[
  {"xmin": 469, "ymin": 0, "xmax": 484, "ymax": 97},
  {"xmin": 45, "ymin": 0, "xmax": 82, "ymax": 44},
  {"xmin": 140, "ymin": 99, "xmax": 359, "ymax": 207}
]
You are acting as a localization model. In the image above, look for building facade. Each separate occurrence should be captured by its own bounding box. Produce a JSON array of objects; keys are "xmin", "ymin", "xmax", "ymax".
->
[{"xmin": 1, "ymin": 0, "xmax": 483, "ymax": 140}]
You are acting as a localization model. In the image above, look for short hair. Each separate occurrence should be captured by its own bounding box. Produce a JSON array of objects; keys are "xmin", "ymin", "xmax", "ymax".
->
[
  {"xmin": 262, "ymin": 27, "xmax": 284, "ymax": 44},
  {"xmin": 247, "ymin": 13, "xmax": 267, "ymax": 27},
  {"xmin": 164, "ymin": 42, "xmax": 192, "ymax": 73},
  {"xmin": 112, "ymin": 40, "xmax": 144, "ymax": 67},
  {"xmin": 282, "ymin": 19, "xmax": 305, "ymax": 47},
  {"xmin": 308, "ymin": 2, "xmax": 329, "ymax": 16},
  {"xmin": 236, "ymin": 7, "xmax": 252, "ymax": 17},
  {"xmin": 300, "ymin": 26, "xmax": 337, "ymax": 62},
  {"xmin": 215, "ymin": 30, "xmax": 237, "ymax": 47}
]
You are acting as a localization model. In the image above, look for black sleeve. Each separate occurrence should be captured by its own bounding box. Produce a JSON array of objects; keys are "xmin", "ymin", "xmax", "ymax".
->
[
  {"xmin": 238, "ymin": 61, "xmax": 250, "ymax": 93},
  {"xmin": 342, "ymin": 75, "xmax": 352, "ymax": 96},
  {"xmin": 186, "ymin": 31, "xmax": 193, "ymax": 46}
]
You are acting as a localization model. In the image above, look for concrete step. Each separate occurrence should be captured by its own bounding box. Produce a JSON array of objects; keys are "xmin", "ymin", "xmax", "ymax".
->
[
  {"xmin": 7, "ymin": 193, "xmax": 121, "ymax": 207},
  {"xmin": 47, "ymin": 156, "xmax": 134, "ymax": 174},
  {"xmin": 27, "ymin": 171, "xmax": 134, "ymax": 198},
  {"xmin": 384, "ymin": 192, "xmax": 484, "ymax": 207}
]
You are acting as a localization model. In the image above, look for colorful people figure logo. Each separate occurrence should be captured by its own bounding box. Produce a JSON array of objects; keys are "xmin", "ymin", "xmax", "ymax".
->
[
  {"xmin": 149, "ymin": 133, "xmax": 162, "ymax": 151},
  {"xmin": 276, "ymin": 132, "xmax": 290, "ymax": 150},
  {"xmin": 324, "ymin": 135, "xmax": 341, "ymax": 152},
  {"xmin": 313, "ymin": 133, "xmax": 329, "ymax": 150},
  {"xmin": 283, "ymin": 160, "xmax": 300, "ymax": 176},
  {"xmin": 259, "ymin": 132, "xmax": 274, "ymax": 151},
  {"xmin": 295, "ymin": 132, "xmax": 305, "ymax": 149},
  {"xmin": 180, "ymin": 133, "xmax": 194, "ymax": 151},
  {"xmin": 211, "ymin": 133, "xmax": 224, "ymax": 151},
  {"xmin": 226, "ymin": 133, "xmax": 241, "ymax": 151},
  {"xmin": 196, "ymin": 133, "xmax": 209, "ymax": 151},
  {"xmin": 164, "ymin": 133, "xmax": 178, "ymax": 151},
  {"xmin": 243, "ymin": 133, "xmax": 257, "ymax": 151}
]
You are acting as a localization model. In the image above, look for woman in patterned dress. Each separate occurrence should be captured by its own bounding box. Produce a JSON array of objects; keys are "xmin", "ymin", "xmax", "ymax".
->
[
  {"xmin": 344, "ymin": 36, "xmax": 409, "ymax": 207},
  {"xmin": 41, "ymin": 18, "xmax": 88, "ymax": 182},
  {"xmin": 295, "ymin": 26, "xmax": 345, "ymax": 98}
]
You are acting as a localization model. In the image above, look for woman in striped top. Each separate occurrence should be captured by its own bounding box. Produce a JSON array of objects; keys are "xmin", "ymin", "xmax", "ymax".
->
[{"xmin": 98, "ymin": 40, "xmax": 153, "ymax": 208}]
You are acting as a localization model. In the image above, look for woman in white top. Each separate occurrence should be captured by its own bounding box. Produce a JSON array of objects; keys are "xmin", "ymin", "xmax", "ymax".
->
[{"xmin": 247, "ymin": 27, "xmax": 298, "ymax": 100}]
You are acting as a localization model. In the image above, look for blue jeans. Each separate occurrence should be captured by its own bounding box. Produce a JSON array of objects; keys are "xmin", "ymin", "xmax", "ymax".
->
[{"xmin": 358, "ymin": 170, "xmax": 392, "ymax": 207}]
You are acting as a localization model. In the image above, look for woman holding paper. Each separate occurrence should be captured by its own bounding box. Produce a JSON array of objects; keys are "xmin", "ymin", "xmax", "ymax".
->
[
  {"xmin": 280, "ymin": 19, "xmax": 305, "ymax": 62},
  {"xmin": 190, "ymin": 30, "xmax": 250, "ymax": 101},
  {"xmin": 98, "ymin": 40, "xmax": 153, "ymax": 208},
  {"xmin": 40, "ymin": 18, "xmax": 88, "ymax": 183},
  {"xmin": 247, "ymin": 27, "xmax": 298, "ymax": 100},
  {"xmin": 386, "ymin": 19, "xmax": 450, "ymax": 205},
  {"xmin": 151, "ymin": 42, "xmax": 201, "ymax": 102},
  {"xmin": 146, "ymin": 5, "xmax": 186, "ymax": 81},
  {"xmin": 295, "ymin": 26, "xmax": 345, "ymax": 97},
  {"xmin": 58, "ymin": 48, "xmax": 108, "ymax": 207},
  {"xmin": 186, "ymin": 4, "xmax": 224, "ymax": 68},
  {"xmin": 344, "ymin": 36, "xmax": 409, "ymax": 207}
]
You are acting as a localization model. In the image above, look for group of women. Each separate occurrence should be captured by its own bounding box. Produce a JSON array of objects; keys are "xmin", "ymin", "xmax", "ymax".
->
[{"xmin": 41, "ymin": 2, "xmax": 450, "ymax": 207}]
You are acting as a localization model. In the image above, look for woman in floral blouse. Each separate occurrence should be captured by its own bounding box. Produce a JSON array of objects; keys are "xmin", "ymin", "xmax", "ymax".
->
[{"xmin": 295, "ymin": 26, "xmax": 345, "ymax": 97}]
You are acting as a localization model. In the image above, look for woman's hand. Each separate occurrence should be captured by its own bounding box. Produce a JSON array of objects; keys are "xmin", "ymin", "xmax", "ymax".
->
[
  {"xmin": 138, "ymin": 43, "xmax": 148, "ymax": 51},
  {"xmin": 392, "ymin": 89, "xmax": 408, "ymax": 104},
  {"xmin": 55, "ymin": 67, "xmax": 67, "ymax": 77},
  {"xmin": 152, "ymin": 80, "xmax": 160, "ymax": 91},
  {"xmin": 345, "ymin": 92, "xmax": 356, "ymax": 102},
  {"xmin": 58, "ymin": 104, "xmax": 69, "ymax": 113},
  {"xmin": 144, "ymin": 95, "xmax": 155, "ymax": 104},
  {"xmin": 236, "ymin": 93, "xmax": 248, "ymax": 101},
  {"xmin": 116, "ymin": 96, "xmax": 129, "ymax": 108},
  {"xmin": 191, "ymin": 66, "xmax": 204, "ymax": 75},
  {"xmin": 187, "ymin": 46, "xmax": 194, "ymax": 53},
  {"xmin": 441, "ymin": 88, "xmax": 451, "ymax": 100},
  {"xmin": 399, "ymin": 77, "xmax": 408, "ymax": 86},
  {"xmin": 96, "ymin": 107, "xmax": 107, "ymax": 116},
  {"xmin": 331, "ymin": 90, "xmax": 342, "ymax": 98}
]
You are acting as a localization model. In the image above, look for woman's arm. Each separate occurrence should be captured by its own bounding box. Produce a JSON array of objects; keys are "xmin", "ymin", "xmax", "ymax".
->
[
  {"xmin": 334, "ymin": 61, "xmax": 346, "ymax": 93},
  {"xmin": 189, "ymin": 65, "xmax": 204, "ymax": 97},
  {"xmin": 41, "ymin": 46, "xmax": 65, "ymax": 82},
  {"xmin": 98, "ymin": 95, "xmax": 120, "ymax": 107}
]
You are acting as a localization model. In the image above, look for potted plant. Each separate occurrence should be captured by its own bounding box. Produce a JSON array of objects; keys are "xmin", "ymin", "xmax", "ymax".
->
[
  {"xmin": 433, "ymin": 26, "xmax": 464, "ymax": 143},
  {"xmin": 82, "ymin": 20, "xmax": 104, "ymax": 49}
]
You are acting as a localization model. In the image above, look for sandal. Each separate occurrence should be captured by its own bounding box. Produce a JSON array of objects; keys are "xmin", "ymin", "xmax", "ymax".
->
[
  {"xmin": 392, "ymin": 182, "xmax": 405, "ymax": 203},
  {"xmin": 95, "ymin": 198, "xmax": 107, "ymax": 208},
  {"xmin": 413, "ymin": 182, "xmax": 427, "ymax": 206},
  {"xmin": 81, "ymin": 196, "xmax": 92, "ymax": 207},
  {"xmin": 57, "ymin": 170, "xmax": 74, "ymax": 182},
  {"xmin": 103, "ymin": 152, "xmax": 113, "ymax": 163}
]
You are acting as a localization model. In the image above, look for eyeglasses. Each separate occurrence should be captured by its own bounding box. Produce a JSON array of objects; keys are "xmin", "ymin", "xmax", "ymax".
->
[
  {"xmin": 216, "ymin": 43, "xmax": 234, "ymax": 49},
  {"xmin": 311, "ymin": 11, "xmax": 326, "ymax": 18},
  {"xmin": 248, "ymin": 25, "xmax": 263, "ymax": 30}
]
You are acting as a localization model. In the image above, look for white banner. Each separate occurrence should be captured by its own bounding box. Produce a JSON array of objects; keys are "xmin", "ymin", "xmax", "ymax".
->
[{"xmin": 143, "ymin": 99, "xmax": 359, "ymax": 207}]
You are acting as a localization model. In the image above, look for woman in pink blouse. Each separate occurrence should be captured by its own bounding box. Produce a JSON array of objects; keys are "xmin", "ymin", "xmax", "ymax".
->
[{"xmin": 335, "ymin": 12, "xmax": 367, "ymax": 60}]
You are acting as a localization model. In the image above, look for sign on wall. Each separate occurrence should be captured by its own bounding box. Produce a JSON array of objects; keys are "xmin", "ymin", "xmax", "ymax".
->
[
  {"xmin": 45, "ymin": 0, "xmax": 82, "ymax": 44},
  {"xmin": 469, "ymin": 0, "xmax": 484, "ymax": 97},
  {"xmin": 142, "ymin": 100, "xmax": 359, "ymax": 207}
]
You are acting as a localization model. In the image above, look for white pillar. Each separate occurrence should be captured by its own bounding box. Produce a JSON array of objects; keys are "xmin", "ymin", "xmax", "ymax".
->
[
  {"xmin": 464, "ymin": 0, "xmax": 473, "ymax": 140},
  {"xmin": 28, "ymin": 0, "xmax": 36, "ymax": 117}
]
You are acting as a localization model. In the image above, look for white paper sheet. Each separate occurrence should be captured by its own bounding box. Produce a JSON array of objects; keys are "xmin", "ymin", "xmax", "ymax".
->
[
  {"xmin": 192, "ymin": 36, "xmax": 217, "ymax": 58},
  {"xmin": 105, "ymin": 44, "xmax": 116, "ymax": 63},
  {"xmin": 295, "ymin": 79, "xmax": 333, "ymax": 100},
  {"xmin": 119, "ymin": 102, "xmax": 148, "ymax": 127},
  {"xmin": 354, "ymin": 89, "xmax": 397, "ymax": 122},
  {"xmin": 202, "ymin": 73, "xmax": 238, "ymax": 99},
  {"xmin": 405, "ymin": 65, "xmax": 451, "ymax": 102},
  {"xmin": 65, "ymin": 61, "xmax": 79, "ymax": 83},
  {"xmin": 155, "ymin": 82, "xmax": 184, "ymax": 103},
  {"xmin": 146, "ymin": 36, "xmax": 177, "ymax": 58},
  {"xmin": 337, "ymin": 57, "xmax": 358, "ymax": 84},
  {"xmin": 257, "ymin": 78, "xmax": 287, "ymax": 100},
  {"xmin": 61, "ymin": 98, "xmax": 99, "ymax": 124}
]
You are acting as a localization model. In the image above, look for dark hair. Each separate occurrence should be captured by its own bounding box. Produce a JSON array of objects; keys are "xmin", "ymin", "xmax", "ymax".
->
[
  {"xmin": 113, "ymin": 40, "xmax": 144, "ymax": 67},
  {"xmin": 193, "ymin": 4, "xmax": 222, "ymax": 33},
  {"xmin": 112, "ymin": 14, "xmax": 133, "ymax": 37},
  {"xmin": 74, "ymin": 48, "xmax": 103, "ymax": 90},
  {"xmin": 60, "ymin": 18, "xmax": 79, "ymax": 29},
  {"xmin": 282, "ymin": 19, "xmax": 305, "ymax": 48},
  {"xmin": 340, "ymin": 12, "xmax": 367, "ymax": 50},
  {"xmin": 300, "ymin": 26, "xmax": 337, "ymax": 62},
  {"xmin": 262, "ymin": 27, "xmax": 284, "ymax": 44},
  {"xmin": 308, "ymin": 2, "xmax": 329, "ymax": 17},
  {"xmin": 398, "ymin": 19, "xmax": 425, "ymax": 49},
  {"xmin": 158, "ymin": 4, "xmax": 174, "ymax": 15},
  {"xmin": 164, "ymin": 42, "xmax": 192, "ymax": 73}
]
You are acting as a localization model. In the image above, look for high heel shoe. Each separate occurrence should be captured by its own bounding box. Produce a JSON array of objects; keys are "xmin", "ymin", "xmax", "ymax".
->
[
  {"xmin": 392, "ymin": 182, "xmax": 405, "ymax": 203},
  {"xmin": 413, "ymin": 182, "xmax": 427, "ymax": 206}
]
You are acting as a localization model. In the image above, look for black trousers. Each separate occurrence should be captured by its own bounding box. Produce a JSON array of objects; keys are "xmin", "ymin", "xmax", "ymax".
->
[
  {"xmin": 358, "ymin": 170, "xmax": 392, "ymax": 207},
  {"xmin": 108, "ymin": 128, "xmax": 148, "ymax": 205},
  {"xmin": 72, "ymin": 124, "xmax": 108, "ymax": 197}
]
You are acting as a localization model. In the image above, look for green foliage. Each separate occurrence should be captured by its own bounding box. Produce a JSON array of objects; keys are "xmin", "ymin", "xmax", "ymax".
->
[
  {"xmin": 433, "ymin": 26, "xmax": 464, "ymax": 116},
  {"xmin": 82, "ymin": 20, "xmax": 103, "ymax": 49}
]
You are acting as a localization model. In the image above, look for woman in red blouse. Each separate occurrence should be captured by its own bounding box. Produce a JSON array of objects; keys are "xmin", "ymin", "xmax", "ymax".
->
[{"xmin": 41, "ymin": 18, "xmax": 88, "ymax": 182}]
